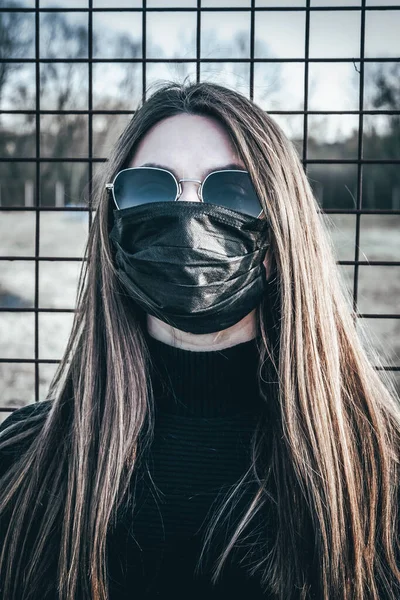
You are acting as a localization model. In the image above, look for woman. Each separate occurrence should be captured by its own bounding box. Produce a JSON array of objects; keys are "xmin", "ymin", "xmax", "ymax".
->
[{"xmin": 0, "ymin": 80, "xmax": 399, "ymax": 600}]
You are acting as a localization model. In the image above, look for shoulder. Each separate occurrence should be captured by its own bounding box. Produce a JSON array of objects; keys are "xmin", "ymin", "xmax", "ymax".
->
[
  {"xmin": 0, "ymin": 400, "xmax": 53, "ymax": 437},
  {"xmin": 0, "ymin": 401, "xmax": 53, "ymax": 478}
]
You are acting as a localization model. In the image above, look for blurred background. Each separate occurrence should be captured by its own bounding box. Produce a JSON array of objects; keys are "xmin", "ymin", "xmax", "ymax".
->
[{"xmin": 0, "ymin": 0, "xmax": 399, "ymax": 421}]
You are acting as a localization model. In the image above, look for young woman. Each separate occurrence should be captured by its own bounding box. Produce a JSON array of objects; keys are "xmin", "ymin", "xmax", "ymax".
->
[{"xmin": 0, "ymin": 80, "xmax": 399, "ymax": 600}]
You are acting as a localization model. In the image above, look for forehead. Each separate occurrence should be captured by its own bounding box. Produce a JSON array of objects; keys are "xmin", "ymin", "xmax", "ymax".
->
[{"xmin": 129, "ymin": 113, "xmax": 245, "ymax": 177}]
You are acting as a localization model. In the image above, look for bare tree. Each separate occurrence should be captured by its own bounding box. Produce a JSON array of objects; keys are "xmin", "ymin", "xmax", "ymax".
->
[
  {"xmin": 364, "ymin": 62, "xmax": 400, "ymax": 209},
  {"xmin": 0, "ymin": 0, "xmax": 34, "ymax": 107}
]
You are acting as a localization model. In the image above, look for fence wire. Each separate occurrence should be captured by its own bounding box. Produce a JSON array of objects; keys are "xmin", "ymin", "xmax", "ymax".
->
[{"xmin": 0, "ymin": 0, "xmax": 399, "ymax": 413}]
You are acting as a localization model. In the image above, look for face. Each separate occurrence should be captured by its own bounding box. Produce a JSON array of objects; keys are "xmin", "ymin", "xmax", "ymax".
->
[{"xmin": 129, "ymin": 113, "xmax": 271, "ymax": 276}]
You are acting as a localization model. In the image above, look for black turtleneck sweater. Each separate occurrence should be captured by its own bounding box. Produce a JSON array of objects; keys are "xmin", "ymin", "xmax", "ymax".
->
[{"xmin": 0, "ymin": 333, "xmax": 272, "ymax": 599}]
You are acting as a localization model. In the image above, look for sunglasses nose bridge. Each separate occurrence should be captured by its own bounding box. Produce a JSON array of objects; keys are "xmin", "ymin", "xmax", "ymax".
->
[{"xmin": 177, "ymin": 178, "xmax": 203, "ymax": 202}]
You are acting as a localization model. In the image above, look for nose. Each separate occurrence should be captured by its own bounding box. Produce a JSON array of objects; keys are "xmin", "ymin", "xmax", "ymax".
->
[{"xmin": 177, "ymin": 179, "xmax": 202, "ymax": 203}]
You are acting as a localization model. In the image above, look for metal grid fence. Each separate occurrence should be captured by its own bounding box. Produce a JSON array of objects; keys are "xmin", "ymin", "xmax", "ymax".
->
[{"xmin": 0, "ymin": 0, "xmax": 399, "ymax": 416}]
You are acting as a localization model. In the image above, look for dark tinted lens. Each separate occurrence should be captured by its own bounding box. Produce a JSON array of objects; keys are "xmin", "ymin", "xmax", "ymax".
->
[
  {"xmin": 113, "ymin": 168, "xmax": 177, "ymax": 210},
  {"xmin": 202, "ymin": 171, "xmax": 262, "ymax": 218}
]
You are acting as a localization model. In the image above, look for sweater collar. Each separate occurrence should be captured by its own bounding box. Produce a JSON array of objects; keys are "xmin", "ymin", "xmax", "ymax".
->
[{"xmin": 145, "ymin": 331, "xmax": 264, "ymax": 418}]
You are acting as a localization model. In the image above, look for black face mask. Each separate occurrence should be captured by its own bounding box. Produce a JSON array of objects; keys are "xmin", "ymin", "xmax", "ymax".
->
[{"xmin": 109, "ymin": 201, "xmax": 270, "ymax": 335}]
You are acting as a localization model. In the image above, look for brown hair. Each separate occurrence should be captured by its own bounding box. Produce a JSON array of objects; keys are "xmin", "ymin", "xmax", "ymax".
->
[{"xmin": 1, "ymin": 80, "xmax": 399, "ymax": 599}]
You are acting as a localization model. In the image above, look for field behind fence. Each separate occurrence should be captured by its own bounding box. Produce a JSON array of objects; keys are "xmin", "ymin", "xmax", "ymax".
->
[{"xmin": 0, "ymin": 210, "xmax": 399, "ymax": 422}]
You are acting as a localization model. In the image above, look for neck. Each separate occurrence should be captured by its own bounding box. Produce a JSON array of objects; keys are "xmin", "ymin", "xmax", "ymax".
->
[{"xmin": 146, "ymin": 308, "xmax": 257, "ymax": 352}]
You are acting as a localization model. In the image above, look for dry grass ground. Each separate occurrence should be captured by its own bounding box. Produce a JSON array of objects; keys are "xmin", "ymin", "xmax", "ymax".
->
[{"xmin": 0, "ymin": 211, "xmax": 399, "ymax": 422}]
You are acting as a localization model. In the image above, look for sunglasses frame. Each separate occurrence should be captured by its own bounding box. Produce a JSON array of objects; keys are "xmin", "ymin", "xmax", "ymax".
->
[{"xmin": 105, "ymin": 166, "xmax": 264, "ymax": 218}]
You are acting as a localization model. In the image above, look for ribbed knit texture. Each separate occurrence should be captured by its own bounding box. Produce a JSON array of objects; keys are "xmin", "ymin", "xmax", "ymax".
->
[
  {"xmin": 147, "ymin": 329, "xmax": 263, "ymax": 418},
  {"xmin": 0, "ymin": 332, "xmax": 271, "ymax": 599},
  {"xmin": 107, "ymin": 331, "xmax": 269, "ymax": 599}
]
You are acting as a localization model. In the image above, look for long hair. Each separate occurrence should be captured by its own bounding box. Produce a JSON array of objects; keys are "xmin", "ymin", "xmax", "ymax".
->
[{"xmin": 1, "ymin": 80, "xmax": 399, "ymax": 600}]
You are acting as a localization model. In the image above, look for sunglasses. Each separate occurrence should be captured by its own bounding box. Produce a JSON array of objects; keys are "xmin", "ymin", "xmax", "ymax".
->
[{"xmin": 105, "ymin": 166, "xmax": 264, "ymax": 219}]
